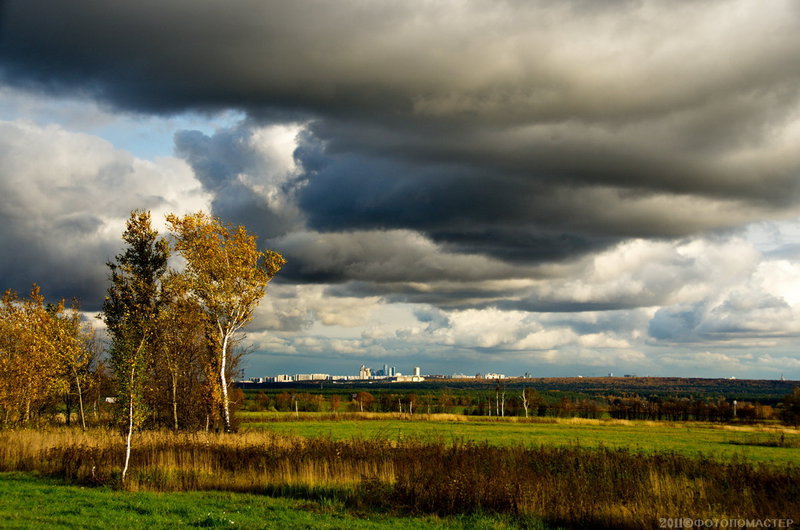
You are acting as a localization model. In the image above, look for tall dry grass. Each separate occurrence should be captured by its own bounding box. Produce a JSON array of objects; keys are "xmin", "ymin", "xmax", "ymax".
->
[{"xmin": 0, "ymin": 427, "xmax": 797, "ymax": 529}]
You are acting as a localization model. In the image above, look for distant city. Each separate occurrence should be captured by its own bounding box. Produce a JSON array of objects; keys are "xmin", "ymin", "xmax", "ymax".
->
[
  {"xmin": 241, "ymin": 367, "xmax": 792, "ymax": 385},
  {"xmin": 241, "ymin": 364, "xmax": 512, "ymax": 384}
]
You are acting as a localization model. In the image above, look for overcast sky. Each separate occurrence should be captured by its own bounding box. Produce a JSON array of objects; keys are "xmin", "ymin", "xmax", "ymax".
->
[{"xmin": 2, "ymin": 0, "xmax": 800, "ymax": 379}]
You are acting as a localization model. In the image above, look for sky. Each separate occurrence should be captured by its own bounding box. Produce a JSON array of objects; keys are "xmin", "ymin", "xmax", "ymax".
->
[{"xmin": 2, "ymin": 0, "xmax": 800, "ymax": 379}]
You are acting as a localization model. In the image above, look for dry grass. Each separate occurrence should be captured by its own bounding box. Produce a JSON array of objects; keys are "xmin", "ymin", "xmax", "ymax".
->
[{"xmin": 0, "ymin": 426, "xmax": 797, "ymax": 529}]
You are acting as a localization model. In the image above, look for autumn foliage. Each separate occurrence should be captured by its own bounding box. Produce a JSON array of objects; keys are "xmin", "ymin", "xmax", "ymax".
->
[
  {"xmin": 0, "ymin": 285, "xmax": 97, "ymax": 425},
  {"xmin": 102, "ymin": 210, "xmax": 284, "ymax": 442},
  {"xmin": 0, "ymin": 209, "xmax": 283, "ymax": 441}
]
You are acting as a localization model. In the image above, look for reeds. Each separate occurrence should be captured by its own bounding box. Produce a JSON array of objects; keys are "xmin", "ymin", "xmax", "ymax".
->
[{"xmin": 1, "ymin": 427, "xmax": 797, "ymax": 529}]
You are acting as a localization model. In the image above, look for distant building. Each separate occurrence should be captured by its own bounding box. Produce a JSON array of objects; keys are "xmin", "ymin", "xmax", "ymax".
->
[
  {"xmin": 392, "ymin": 375, "xmax": 425, "ymax": 383},
  {"xmin": 485, "ymin": 372, "xmax": 506, "ymax": 379},
  {"xmin": 359, "ymin": 365, "xmax": 372, "ymax": 379},
  {"xmin": 295, "ymin": 373, "xmax": 331, "ymax": 381},
  {"xmin": 272, "ymin": 374, "xmax": 294, "ymax": 383},
  {"xmin": 413, "ymin": 366, "xmax": 421, "ymax": 377}
]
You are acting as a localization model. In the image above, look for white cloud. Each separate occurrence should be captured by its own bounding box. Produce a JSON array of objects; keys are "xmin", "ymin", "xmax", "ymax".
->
[
  {"xmin": 0, "ymin": 119, "xmax": 211, "ymax": 303},
  {"xmin": 250, "ymin": 284, "xmax": 382, "ymax": 332}
]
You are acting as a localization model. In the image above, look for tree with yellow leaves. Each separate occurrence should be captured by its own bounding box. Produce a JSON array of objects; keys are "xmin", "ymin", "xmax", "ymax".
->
[
  {"xmin": 0, "ymin": 285, "xmax": 95, "ymax": 426},
  {"xmin": 167, "ymin": 212, "xmax": 285, "ymax": 432},
  {"xmin": 0, "ymin": 286, "xmax": 60, "ymax": 423},
  {"xmin": 52, "ymin": 300, "xmax": 97, "ymax": 430}
]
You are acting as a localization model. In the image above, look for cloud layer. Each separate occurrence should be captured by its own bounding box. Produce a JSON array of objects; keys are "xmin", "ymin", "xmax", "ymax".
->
[{"xmin": 2, "ymin": 1, "xmax": 800, "ymax": 377}]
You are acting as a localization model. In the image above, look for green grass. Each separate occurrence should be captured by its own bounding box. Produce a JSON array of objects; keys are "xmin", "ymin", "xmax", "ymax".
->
[
  {"xmin": 0, "ymin": 472, "xmax": 550, "ymax": 529},
  {"xmin": 243, "ymin": 416, "xmax": 800, "ymax": 465}
]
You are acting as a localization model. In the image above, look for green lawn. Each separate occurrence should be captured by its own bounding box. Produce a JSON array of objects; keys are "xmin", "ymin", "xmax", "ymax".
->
[
  {"xmin": 242, "ymin": 416, "xmax": 800, "ymax": 466},
  {"xmin": 0, "ymin": 472, "xmax": 549, "ymax": 529}
]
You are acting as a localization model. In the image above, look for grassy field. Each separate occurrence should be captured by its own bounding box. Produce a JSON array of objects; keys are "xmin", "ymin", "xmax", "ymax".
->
[
  {"xmin": 0, "ymin": 472, "xmax": 543, "ymax": 529},
  {"xmin": 1, "ymin": 423, "xmax": 798, "ymax": 529},
  {"xmin": 240, "ymin": 412, "xmax": 800, "ymax": 465}
]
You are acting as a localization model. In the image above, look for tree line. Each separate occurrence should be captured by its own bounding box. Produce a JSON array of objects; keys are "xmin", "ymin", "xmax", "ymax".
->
[{"xmin": 249, "ymin": 386, "xmax": 800, "ymax": 424}]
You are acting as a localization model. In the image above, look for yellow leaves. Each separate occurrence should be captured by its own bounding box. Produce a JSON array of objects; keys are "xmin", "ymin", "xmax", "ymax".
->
[
  {"xmin": 166, "ymin": 211, "xmax": 285, "ymax": 332},
  {"xmin": 166, "ymin": 211, "xmax": 285, "ymax": 432},
  {"xmin": 0, "ymin": 284, "xmax": 95, "ymax": 423}
]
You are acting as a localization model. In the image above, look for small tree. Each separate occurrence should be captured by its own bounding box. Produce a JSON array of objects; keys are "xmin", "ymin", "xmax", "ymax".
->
[
  {"xmin": 354, "ymin": 391, "xmax": 374, "ymax": 412},
  {"xmin": 53, "ymin": 300, "xmax": 97, "ymax": 430},
  {"xmin": 167, "ymin": 212, "xmax": 285, "ymax": 432},
  {"xmin": 521, "ymin": 386, "xmax": 529, "ymax": 418},
  {"xmin": 780, "ymin": 387, "xmax": 800, "ymax": 427},
  {"xmin": 102, "ymin": 211, "xmax": 169, "ymax": 481},
  {"xmin": 330, "ymin": 394, "xmax": 341, "ymax": 413}
]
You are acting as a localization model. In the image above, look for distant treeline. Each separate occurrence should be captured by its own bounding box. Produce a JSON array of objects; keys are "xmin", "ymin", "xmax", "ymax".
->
[
  {"xmin": 243, "ymin": 384, "xmax": 800, "ymax": 424},
  {"xmin": 242, "ymin": 376, "xmax": 798, "ymax": 404}
]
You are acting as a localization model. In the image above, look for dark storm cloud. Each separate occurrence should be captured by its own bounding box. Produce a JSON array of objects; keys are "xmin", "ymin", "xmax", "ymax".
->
[
  {"xmin": 4, "ymin": 0, "xmax": 800, "ymax": 297},
  {"xmin": 294, "ymin": 148, "xmax": 621, "ymax": 260}
]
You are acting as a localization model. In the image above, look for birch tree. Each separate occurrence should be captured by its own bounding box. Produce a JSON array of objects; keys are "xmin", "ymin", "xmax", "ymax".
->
[
  {"xmin": 53, "ymin": 300, "xmax": 96, "ymax": 430},
  {"xmin": 521, "ymin": 386, "xmax": 529, "ymax": 418},
  {"xmin": 166, "ymin": 212, "xmax": 285, "ymax": 433},
  {"xmin": 156, "ymin": 273, "xmax": 209, "ymax": 431},
  {"xmin": 102, "ymin": 210, "xmax": 169, "ymax": 482}
]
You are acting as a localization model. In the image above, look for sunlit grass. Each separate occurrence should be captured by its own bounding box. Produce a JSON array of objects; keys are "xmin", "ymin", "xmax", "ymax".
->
[
  {"xmin": 242, "ymin": 414, "xmax": 800, "ymax": 465},
  {"xmin": 1, "ymin": 422, "xmax": 798, "ymax": 529},
  {"xmin": 0, "ymin": 472, "xmax": 533, "ymax": 529}
]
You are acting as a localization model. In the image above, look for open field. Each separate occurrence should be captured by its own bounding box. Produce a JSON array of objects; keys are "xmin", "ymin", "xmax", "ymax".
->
[
  {"xmin": 0, "ymin": 472, "xmax": 531, "ymax": 529},
  {"xmin": 241, "ymin": 412, "xmax": 800, "ymax": 465},
  {"xmin": 1, "ymin": 425, "xmax": 798, "ymax": 529}
]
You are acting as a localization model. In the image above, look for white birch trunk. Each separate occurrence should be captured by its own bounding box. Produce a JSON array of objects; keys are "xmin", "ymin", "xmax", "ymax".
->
[
  {"xmin": 171, "ymin": 371, "xmax": 179, "ymax": 431},
  {"xmin": 76, "ymin": 374, "xmax": 86, "ymax": 431},
  {"xmin": 121, "ymin": 363, "xmax": 136, "ymax": 483},
  {"xmin": 521, "ymin": 389, "xmax": 529, "ymax": 418},
  {"xmin": 220, "ymin": 331, "xmax": 231, "ymax": 432}
]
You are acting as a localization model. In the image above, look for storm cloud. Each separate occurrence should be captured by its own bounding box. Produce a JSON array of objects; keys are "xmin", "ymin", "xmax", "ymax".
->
[
  {"xmin": 4, "ymin": 1, "xmax": 800, "ymax": 261},
  {"xmin": 3, "ymin": 1, "xmax": 800, "ymax": 376}
]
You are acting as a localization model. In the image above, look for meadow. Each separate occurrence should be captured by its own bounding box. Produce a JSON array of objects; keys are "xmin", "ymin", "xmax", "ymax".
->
[
  {"xmin": 1, "ymin": 415, "xmax": 799, "ymax": 529},
  {"xmin": 0, "ymin": 471, "xmax": 523, "ymax": 529},
  {"xmin": 240, "ymin": 411, "xmax": 800, "ymax": 465}
]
